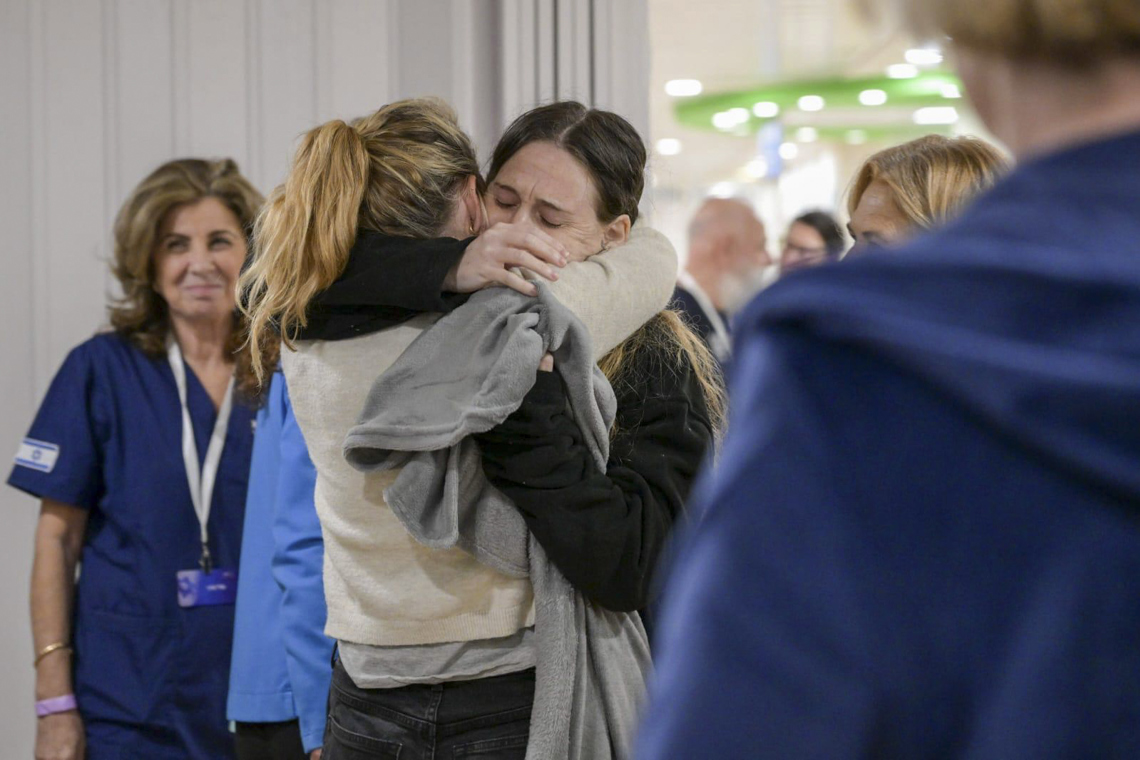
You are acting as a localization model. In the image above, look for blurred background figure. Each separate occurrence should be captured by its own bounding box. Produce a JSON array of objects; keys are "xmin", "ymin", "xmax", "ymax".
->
[
  {"xmin": 9, "ymin": 158, "xmax": 263, "ymax": 759},
  {"xmin": 228, "ymin": 364, "xmax": 332, "ymax": 760},
  {"xmin": 672, "ymin": 197, "xmax": 770, "ymax": 361},
  {"xmin": 778, "ymin": 210, "xmax": 845, "ymax": 274},
  {"xmin": 847, "ymin": 134, "xmax": 1009, "ymax": 252}
]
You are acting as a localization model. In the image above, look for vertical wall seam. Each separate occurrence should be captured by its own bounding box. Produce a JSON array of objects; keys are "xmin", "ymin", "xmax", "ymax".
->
[
  {"xmin": 310, "ymin": 0, "xmax": 319, "ymax": 123},
  {"xmin": 588, "ymin": 0, "xmax": 595, "ymax": 106},
  {"xmin": 168, "ymin": 0, "xmax": 177, "ymax": 154},
  {"xmin": 101, "ymin": 0, "xmax": 118, "ymax": 304},
  {"xmin": 29, "ymin": 0, "xmax": 48, "ymax": 394},
  {"xmin": 552, "ymin": 0, "xmax": 559, "ymax": 100}
]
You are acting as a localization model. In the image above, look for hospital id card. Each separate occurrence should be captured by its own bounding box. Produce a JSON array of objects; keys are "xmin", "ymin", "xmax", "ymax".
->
[{"xmin": 176, "ymin": 568, "xmax": 238, "ymax": 608}]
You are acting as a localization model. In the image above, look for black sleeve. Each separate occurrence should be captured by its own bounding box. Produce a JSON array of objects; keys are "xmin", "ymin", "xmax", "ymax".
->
[
  {"xmin": 299, "ymin": 232, "xmax": 473, "ymax": 341},
  {"xmin": 476, "ymin": 345, "xmax": 715, "ymax": 612}
]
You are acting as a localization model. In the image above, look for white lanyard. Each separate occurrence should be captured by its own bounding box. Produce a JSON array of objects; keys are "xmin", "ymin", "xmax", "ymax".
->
[{"xmin": 167, "ymin": 339, "xmax": 234, "ymax": 572}]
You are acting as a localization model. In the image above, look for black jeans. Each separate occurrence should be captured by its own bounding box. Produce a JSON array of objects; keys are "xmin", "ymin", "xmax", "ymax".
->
[
  {"xmin": 324, "ymin": 661, "xmax": 534, "ymax": 759},
  {"xmin": 235, "ymin": 719, "xmax": 308, "ymax": 760}
]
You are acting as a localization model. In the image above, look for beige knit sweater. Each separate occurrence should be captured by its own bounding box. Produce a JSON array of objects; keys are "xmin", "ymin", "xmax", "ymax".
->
[{"xmin": 282, "ymin": 226, "xmax": 678, "ymax": 647}]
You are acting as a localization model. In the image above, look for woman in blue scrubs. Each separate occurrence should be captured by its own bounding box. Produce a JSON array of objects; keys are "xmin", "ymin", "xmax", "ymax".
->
[{"xmin": 9, "ymin": 158, "xmax": 265, "ymax": 759}]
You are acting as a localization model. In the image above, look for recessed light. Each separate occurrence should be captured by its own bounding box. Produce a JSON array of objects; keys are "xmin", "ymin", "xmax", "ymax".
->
[
  {"xmin": 798, "ymin": 95, "xmax": 825, "ymax": 112},
  {"xmin": 712, "ymin": 111, "xmax": 736, "ymax": 130},
  {"xmin": 941, "ymin": 84, "xmax": 962, "ymax": 99},
  {"xmin": 905, "ymin": 48, "xmax": 943, "ymax": 66},
  {"xmin": 914, "ymin": 106, "xmax": 959, "ymax": 125},
  {"xmin": 656, "ymin": 138, "xmax": 682, "ymax": 156},
  {"xmin": 709, "ymin": 182, "xmax": 736, "ymax": 198},
  {"xmin": 752, "ymin": 101, "xmax": 780, "ymax": 118},
  {"xmin": 887, "ymin": 64, "xmax": 919, "ymax": 79},
  {"xmin": 665, "ymin": 79, "xmax": 703, "ymax": 97},
  {"xmin": 859, "ymin": 89, "xmax": 888, "ymax": 106},
  {"xmin": 744, "ymin": 158, "xmax": 770, "ymax": 179},
  {"xmin": 779, "ymin": 142, "xmax": 799, "ymax": 160}
]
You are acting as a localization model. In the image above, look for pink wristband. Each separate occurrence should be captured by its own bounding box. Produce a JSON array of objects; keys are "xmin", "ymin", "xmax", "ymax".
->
[{"xmin": 35, "ymin": 694, "xmax": 77, "ymax": 717}]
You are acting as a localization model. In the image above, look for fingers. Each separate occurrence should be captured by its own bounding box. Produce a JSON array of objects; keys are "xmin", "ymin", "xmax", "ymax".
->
[
  {"xmin": 507, "ymin": 248, "xmax": 561, "ymax": 282},
  {"xmin": 487, "ymin": 223, "xmax": 568, "ymax": 266},
  {"xmin": 518, "ymin": 230, "xmax": 568, "ymax": 267},
  {"xmin": 499, "ymin": 270, "xmax": 539, "ymax": 297}
]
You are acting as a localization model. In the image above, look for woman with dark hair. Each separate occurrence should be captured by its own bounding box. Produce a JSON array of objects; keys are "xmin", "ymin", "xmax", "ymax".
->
[
  {"xmin": 476, "ymin": 101, "xmax": 725, "ymax": 618},
  {"xmin": 8, "ymin": 158, "xmax": 265, "ymax": 759},
  {"xmin": 779, "ymin": 210, "xmax": 845, "ymax": 274}
]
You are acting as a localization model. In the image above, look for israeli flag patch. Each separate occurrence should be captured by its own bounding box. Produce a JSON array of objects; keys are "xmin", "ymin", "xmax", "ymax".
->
[{"xmin": 14, "ymin": 438, "xmax": 60, "ymax": 473}]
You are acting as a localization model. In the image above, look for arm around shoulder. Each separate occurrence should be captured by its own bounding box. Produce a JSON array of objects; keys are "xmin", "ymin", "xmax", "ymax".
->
[{"xmin": 542, "ymin": 225, "xmax": 678, "ymax": 359}]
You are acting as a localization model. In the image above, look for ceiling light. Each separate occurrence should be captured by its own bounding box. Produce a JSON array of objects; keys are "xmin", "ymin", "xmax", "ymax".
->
[
  {"xmin": 709, "ymin": 182, "xmax": 737, "ymax": 198},
  {"xmin": 665, "ymin": 79, "xmax": 703, "ymax": 97},
  {"xmin": 795, "ymin": 127, "xmax": 819, "ymax": 143},
  {"xmin": 655, "ymin": 138, "xmax": 682, "ymax": 156},
  {"xmin": 905, "ymin": 48, "xmax": 943, "ymax": 66},
  {"xmin": 744, "ymin": 158, "xmax": 770, "ymax": 179},
  {"xmin": 914, "ymin": 106, "xmax": 959, "ymax": 125},
  {"xmin": 712, "ymin": 111, "xmax": 737, "ymax": 130},
  {"xmin": 752, "ymin": 101, "xmax": 780, "ymax": 118},
  {"xmin": 859, "ymin": 89, "xmax": 888, "ymax": 106},
  {"xmin": 846, "ymin": 130, "xmax": 868, "ymax": 145},
  {"xmin": 728, "ymin": 107, "xmax": 750, "ymax": 122},
  {"xmin": 779, "ymin": 142, "xmax": 799, "ymax": 160},
  {"xmin": 887, "ymin": 63, "xmax": 919, "ymax": 79},
  {"xmin": 798, "ymin": 95, "xmax": 825, "ymax": 112},
  {"xmin": 941, "ymin": 83, "xmax": 962, "ymax": 99}
]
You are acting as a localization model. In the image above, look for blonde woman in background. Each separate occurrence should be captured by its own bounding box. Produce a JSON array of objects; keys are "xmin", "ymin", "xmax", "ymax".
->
[
  {"xmin": 241, "ymin": 97, "xmax": 720, "ymax": 757},
  {"xmin": 8, "ymin": 159, "xmax": 264, "ymax": 759},
  {"xmin": 638, "ymin": 0, "xmax": 1140, "ymax": 755},
  {"xmin": 846, "ymin": 134, "xmax": 1009, "ymax": 251}
]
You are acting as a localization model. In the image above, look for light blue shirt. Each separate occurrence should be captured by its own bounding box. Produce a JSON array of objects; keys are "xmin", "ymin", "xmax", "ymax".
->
[{"xmin": 227, "ymin": 372, "xmax": 333, "ymax": 753}]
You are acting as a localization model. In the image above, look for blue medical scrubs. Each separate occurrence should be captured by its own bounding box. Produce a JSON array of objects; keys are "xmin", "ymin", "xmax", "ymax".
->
[{"xmin": 8, "ymin": 333, "xmax": 253, "ymax": 759}]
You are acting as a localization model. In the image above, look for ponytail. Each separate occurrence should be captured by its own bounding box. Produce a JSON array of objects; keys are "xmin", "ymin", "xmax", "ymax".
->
[{"xmin": 239, "ymin": 120, "xmax": 368, "ymax": 384}]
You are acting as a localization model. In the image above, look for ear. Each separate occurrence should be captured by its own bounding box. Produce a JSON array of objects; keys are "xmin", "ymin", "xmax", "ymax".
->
[
  {"xmin": 602, "ymin": 214, "xmax": 631, "ymax": 249},
  {"xmin": 461, "ymin": 175, "xmax": 484, "ymax": 234}
]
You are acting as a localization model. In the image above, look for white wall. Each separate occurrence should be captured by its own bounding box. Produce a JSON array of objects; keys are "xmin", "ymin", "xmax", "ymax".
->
[{"xmin": 0, "ymin": 0, "xmax": 647, "ymax": 754}]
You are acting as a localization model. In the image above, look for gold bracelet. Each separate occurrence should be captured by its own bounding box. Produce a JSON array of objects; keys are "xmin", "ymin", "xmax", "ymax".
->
[{"xmin": 33, "ymin": 642, "xmax": 71, "ymax": 668}]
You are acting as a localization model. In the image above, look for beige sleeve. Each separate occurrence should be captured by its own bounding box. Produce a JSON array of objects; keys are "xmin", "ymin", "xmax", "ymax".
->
[{"xmin": 536, "ymin": 225, "xmax": 679, "ymax": 360}]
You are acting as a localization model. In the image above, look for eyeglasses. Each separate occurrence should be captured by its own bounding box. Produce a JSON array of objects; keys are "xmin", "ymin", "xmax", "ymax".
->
[{"xmin": 780, "ymin": 239, "xmax": 832, "ymax": 270}]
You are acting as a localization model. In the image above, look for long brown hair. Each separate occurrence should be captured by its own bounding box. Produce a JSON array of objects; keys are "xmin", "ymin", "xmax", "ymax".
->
[
  {"xmin": 239, "ymin": 98, "xmax": 483, "ymax": 386},
  {"xmin": 493, "ymin": 102, "xmax": 726, "ymax": 435},
  {"xmin": 109, "ymin": 158, "xmax": 267, "ymax": 399}
]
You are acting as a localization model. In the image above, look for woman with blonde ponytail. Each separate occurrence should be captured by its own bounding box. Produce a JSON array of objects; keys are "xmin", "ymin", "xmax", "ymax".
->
[{"xmin": 239, "ymin": 97, "xmax": 698, "ymax": 757}]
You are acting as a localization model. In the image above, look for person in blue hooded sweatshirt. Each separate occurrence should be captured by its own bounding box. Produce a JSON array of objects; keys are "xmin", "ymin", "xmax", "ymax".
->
[{"xmin": 637, "ymin": 0, "xmax": 1140, "ymax": 757}]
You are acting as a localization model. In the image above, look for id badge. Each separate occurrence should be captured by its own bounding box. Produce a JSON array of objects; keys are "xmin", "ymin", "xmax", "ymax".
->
[{"xmin": 177, "ymin": 568, "xmax": 238, "ymax": 608}]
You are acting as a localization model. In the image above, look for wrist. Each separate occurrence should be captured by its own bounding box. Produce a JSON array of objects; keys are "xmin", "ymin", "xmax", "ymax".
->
[
  {"xmin": 443, "ymin": 262, "xmax": 459, "ymax": 292},
  {"xmin": 36, "ymin": 694, "xmax": 77, "ymax": 717}
]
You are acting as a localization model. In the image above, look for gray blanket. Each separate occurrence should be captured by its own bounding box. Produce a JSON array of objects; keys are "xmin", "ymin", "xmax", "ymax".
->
[{"xmin": 343, "ymin": 284, "xmax": 652, "ymax": 760}]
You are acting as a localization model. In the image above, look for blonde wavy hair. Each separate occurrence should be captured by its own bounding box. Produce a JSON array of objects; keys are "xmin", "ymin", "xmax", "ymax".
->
[
  {"xmin": 108, "ymin": 158, "xmax": 267, "ymax": 400},
  {"xmin": 864, "ymin": 0, "xmax": 1140, "ymax": 59},
  {"xmin": 847, "ymin": 135, "xmax": 1010, "ymax": 233},
  {"xmin": 240, "ymin": 98, "xmax": 483, "ymax": 385}
]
